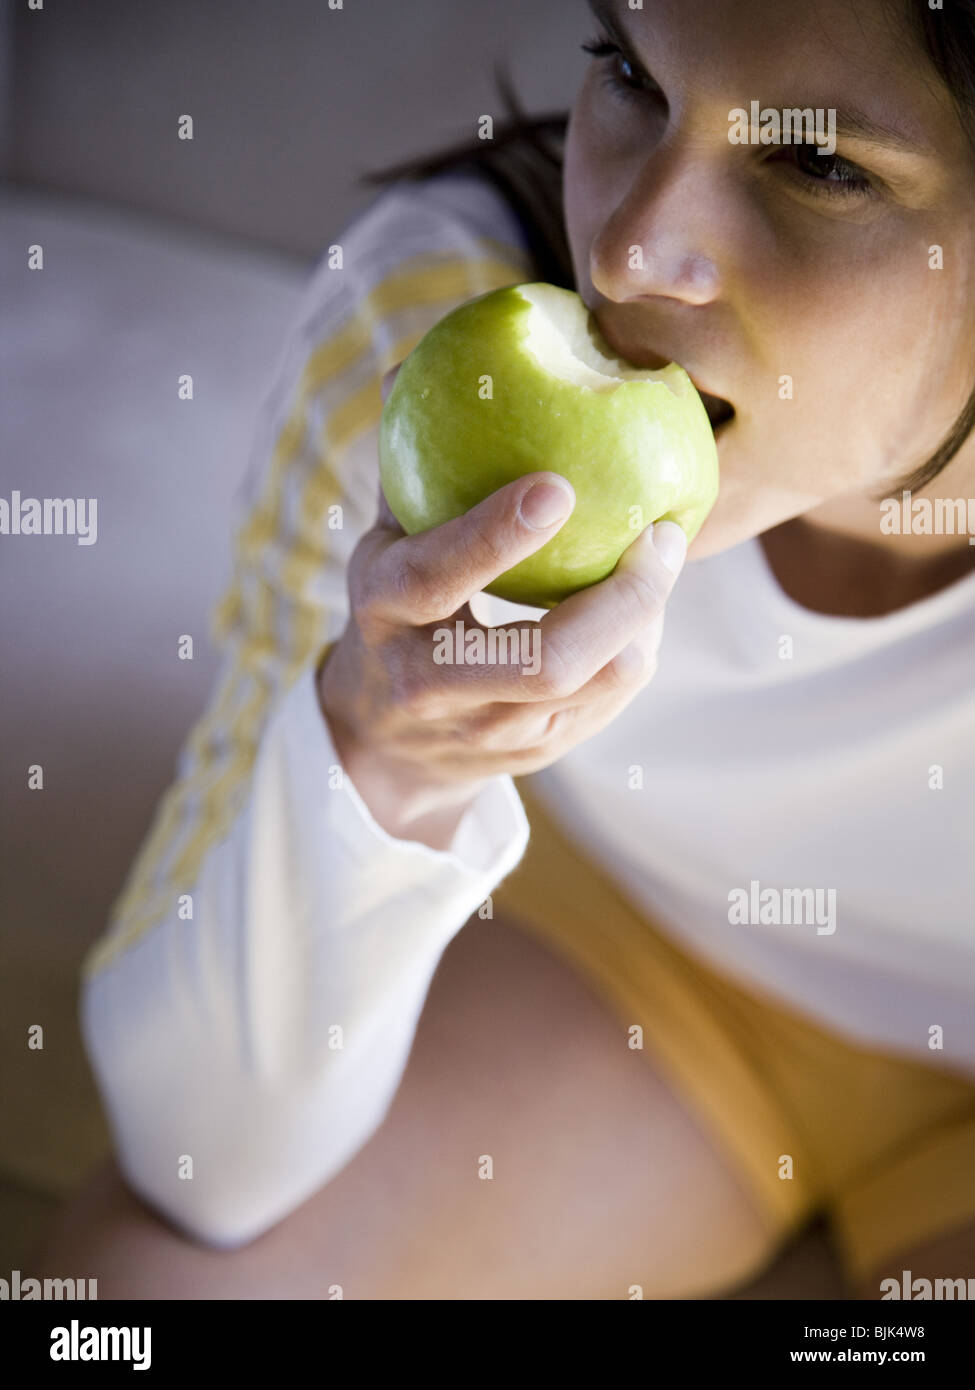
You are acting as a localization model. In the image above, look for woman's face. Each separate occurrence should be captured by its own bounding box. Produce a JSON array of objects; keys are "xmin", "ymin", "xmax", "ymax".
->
[{"xmin": 564, "ymin": 0, "xmax": 975, "ymax": 559}]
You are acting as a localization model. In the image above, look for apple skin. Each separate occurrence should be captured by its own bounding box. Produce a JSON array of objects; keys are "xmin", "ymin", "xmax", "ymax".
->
[{"xmin": 378, "ymin": 283, "xmax": 719, "ymax": 609}]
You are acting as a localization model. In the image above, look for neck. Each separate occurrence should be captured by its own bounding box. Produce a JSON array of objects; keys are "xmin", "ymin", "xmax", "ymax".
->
[{"xmin": 759, "ymin": 491, "xmax": 975, "ymax": 618}]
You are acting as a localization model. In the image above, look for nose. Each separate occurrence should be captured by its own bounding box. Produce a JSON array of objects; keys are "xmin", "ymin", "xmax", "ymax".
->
[{"xmin": 590, "ymin": 140, "xmax": 724, "ymax": 308}]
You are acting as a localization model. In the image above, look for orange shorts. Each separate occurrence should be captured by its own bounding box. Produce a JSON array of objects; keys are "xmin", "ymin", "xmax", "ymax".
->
[{"xmin": 492, "ymin": 777, "xmax": 975, "ymax": 1292}]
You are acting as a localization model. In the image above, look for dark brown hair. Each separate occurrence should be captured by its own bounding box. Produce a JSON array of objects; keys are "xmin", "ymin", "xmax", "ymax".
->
[
  {"xmin": 897, "ymin": 0, "xmax": 975, "ymax": 492},
  {"xmin": 360, "ymin": 63, "xmax": 573, "ymax": 290},
  {"xmin": 361, "ymin": 4, "xmax": 975, "ymax": 495}
]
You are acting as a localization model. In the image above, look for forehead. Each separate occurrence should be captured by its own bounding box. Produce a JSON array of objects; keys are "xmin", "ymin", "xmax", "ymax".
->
[{"xmin": 601, "ymin": 0, "xmax": 957, "ymax": 144}]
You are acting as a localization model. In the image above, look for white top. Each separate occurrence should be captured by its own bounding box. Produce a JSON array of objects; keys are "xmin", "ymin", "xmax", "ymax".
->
[
  {"xmin": 80, "ymin": 169, "xmax": 975, "ymax": 1250},
  {"xmin": 504, "ymin": 534, "xmax": 975, "ymax": 1070}
]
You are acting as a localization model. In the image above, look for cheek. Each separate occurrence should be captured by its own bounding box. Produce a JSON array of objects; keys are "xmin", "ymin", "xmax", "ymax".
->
[
  {"xmin": 564, "ymin": 82, "xmax": 633, "ymax": 287},
  {"xmin": 885, "ymin": 265, "xmax": 975, "ymax": 433},
  {"xmin": 776, "ymin": 263, "xmax": 954, "ymax": 456},
  {"xmin": 563, "ymin": 99, "xmax": 598, "ymax": 284},
  {"xmin": 744, "ymin": 245, "xmax": 891, "ymax": 405}
]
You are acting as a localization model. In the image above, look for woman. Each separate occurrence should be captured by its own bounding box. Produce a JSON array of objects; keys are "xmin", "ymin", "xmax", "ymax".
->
[{"xmin": 38, "ymin": 0, "xmax": 975, "ymax": 1299}]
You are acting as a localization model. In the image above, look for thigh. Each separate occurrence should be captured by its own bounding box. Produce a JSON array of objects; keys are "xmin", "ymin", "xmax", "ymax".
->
[{"xmin": 35, "ymin": 911, "xmax": 790, "ymax": 1300}]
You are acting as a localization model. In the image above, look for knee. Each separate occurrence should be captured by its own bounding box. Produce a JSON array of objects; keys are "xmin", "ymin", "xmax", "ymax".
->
[{"xmin": 627, "ymin": 1199, "xmax": 788, "ymax": 1301}]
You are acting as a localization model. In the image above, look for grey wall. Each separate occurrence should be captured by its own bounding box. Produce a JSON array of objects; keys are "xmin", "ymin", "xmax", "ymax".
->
[
  {"xmin": 7, "ymin": 0, "xmax": 588, "ymax": 258},
  {"xmin": 0, "ymin": 0, "xmax": 12, "ymax": 175}
]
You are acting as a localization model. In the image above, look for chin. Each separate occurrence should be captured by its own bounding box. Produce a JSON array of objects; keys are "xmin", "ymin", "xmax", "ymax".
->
[
  {"xmin": 687, "ymin": 487, "xmax": 778, "ymax": 561},
  {"xmin": 686, "ymin": 518, "xmax": 750, "ymax": 561},
  {"xmin": 684, "ymin": 426, "xmax": 793, "ymax": 560}
]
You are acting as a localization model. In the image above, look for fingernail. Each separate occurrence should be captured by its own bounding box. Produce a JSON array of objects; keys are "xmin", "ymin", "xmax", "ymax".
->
[
  {"xmin": 652, "ymin": 520, "xmax": 687, "ymax": 575},
  {"xmin": 520, "ymin": 478, "xmax": 575, "ymax": 530}
]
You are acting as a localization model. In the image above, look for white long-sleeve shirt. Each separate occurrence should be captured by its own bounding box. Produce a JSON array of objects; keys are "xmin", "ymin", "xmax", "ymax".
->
[
  {"xmin": 81, "ymin": 168, "xmax": 975, "ymax": 1250},
  {"xmin": 80, "ymin": 172, "xmax": 539, "ymax": 1247},
  {"xmin": 511, "ymin": 539, "xmax": 975, "ymax": 1074}
]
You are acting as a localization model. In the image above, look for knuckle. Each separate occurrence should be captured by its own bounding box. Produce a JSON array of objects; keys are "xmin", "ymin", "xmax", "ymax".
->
[
  {"xmin": 398, "ymin": 679, "xmax": 442, "ymax": 720},
  {"xmin": 606, "ymin": 647, "xmax": 639, "ymax": 689},
  {"xmin": 467, "ymin": 702, "xmax": 567, "ymax": 753},
  {"xmin": 470, "ymin": 523, "xmax": 509, "ymax": 576},
  {"xmin": 614, "ymin": 567, "xmax": 666, "ymax": 624},
  {"xmin": 395, "ymin": 549, "xmax": 455, "ymax": 618},
  {"xmin": 390, "ymin": 548, "xmax": 426, "ymax": 603},
  {"xmin": 348, "ymin": 553, "xmax": 388, "ymax": 632},
  {"xmin": 608, "ymin": 627, "xmax": 661, "ymax": 689},
  {"xmin": 609, "ymin": 646, "xmax": 646, "ymax": 688},
  {"xmin": 507, "ymin": 705, "xmax": 567, "ymax": 749},
  {"xmin": 539, "ymin": 706, "xmax": 572, "ymax": 741},
  {"xmin": 399, "ymin": 665, "xmax": 441, "ymax": 717},
  {"xmin": 469, "ymin": 710, "xmax": 515, "ymax": 752},
  {"xmin": 535, "ymin": 643, "xmax": 579, "ymax": 700},
  {"xmin": 352, "ymin": 589, "xmax": 384, "ymax": 641},
  {"xmin": 387, "ymin": 647, "xmax": 442, "ymax": 720}
]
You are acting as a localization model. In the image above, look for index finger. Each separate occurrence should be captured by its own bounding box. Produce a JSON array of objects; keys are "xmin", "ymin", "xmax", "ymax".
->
[
  {"xmin": 526, "ymin": 520, "xmax": 687, "ymax": 698},
  {"xmin": 407, "ymin": 519, "xmax": 687, "ymax": 708}
]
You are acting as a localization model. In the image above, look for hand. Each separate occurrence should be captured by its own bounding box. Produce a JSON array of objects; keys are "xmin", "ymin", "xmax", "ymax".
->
[{"xmin": 317, "ymin": 365, "xmax": 687, "ymax": 850}]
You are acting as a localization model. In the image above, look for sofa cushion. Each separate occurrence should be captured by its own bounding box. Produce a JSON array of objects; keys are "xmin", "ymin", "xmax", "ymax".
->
[{"xmin": 0, "ymin": 184, "xmax": 307, "ymax": 1196}]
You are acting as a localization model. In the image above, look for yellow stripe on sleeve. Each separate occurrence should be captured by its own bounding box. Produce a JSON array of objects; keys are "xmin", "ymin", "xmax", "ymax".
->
[{"xmin": 81, "ymin": 247, "xmax": 530, "ymax": 982}]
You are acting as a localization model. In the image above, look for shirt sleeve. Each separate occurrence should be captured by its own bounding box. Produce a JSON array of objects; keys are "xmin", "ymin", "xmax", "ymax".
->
[{"xmin": 78, "ymin": 176, "xmax": 536, "ymax": 1248}]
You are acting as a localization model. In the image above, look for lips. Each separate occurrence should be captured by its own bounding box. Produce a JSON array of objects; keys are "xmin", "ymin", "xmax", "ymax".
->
[
  {"xmin": 595, "ymin": 323, "xmax": 734, "ymax": 430},
  {"xmin": 589, "ymin": 306, "xmax": 735, "ymax": 433}
]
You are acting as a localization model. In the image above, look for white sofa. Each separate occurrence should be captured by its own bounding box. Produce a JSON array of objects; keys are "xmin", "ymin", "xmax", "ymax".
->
[{"xmin": 0, "ymin": 182, "xmax": 308, "ymax": 1250}]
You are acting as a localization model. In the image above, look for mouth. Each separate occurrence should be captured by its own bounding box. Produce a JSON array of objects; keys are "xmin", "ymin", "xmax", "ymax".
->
[
  {"xmin": 587, "ymin": 313, "xmax": 735, "ymax": 434},
  {"xmin": 697, "ymin": 388, "xmax": 735, "ymax": 434}
]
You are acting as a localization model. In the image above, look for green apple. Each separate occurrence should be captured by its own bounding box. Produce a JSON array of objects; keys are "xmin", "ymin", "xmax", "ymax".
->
[{"xmin": 378, "ymin": 281, "xmax": 719, "ymax": 609}]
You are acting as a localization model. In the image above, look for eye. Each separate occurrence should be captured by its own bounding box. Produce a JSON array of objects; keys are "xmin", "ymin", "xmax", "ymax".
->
[
  {"xmin": 787, "ymin": 143, "xmax": 876, "ymax": 199},
  {"xmin": 580, "ymin": 34, "xmax": 659, "ymax": 105}
]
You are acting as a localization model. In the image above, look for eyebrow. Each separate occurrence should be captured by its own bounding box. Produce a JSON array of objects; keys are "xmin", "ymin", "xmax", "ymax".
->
[
  {"xmin": 586, "ymin": 0, "xmax": 936, "ymax": 157},
  {"xmin": 829, "ymin": 109, "xmax": 934, "ymax": 156}
]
